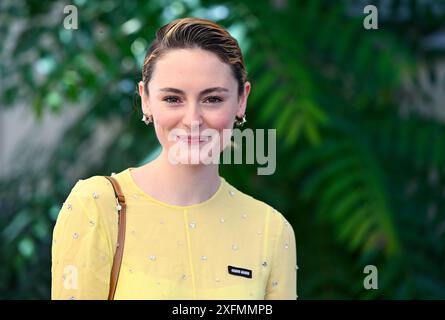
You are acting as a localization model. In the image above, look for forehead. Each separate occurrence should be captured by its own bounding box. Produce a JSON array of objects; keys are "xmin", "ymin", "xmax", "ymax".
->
[{"xmin": 150, "ymin": 48, "xmax": 236, "ymax": 90}]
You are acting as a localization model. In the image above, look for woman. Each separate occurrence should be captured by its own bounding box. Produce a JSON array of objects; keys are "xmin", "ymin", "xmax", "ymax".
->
[{"xmin": 51, "ymin": 17, "xmax": 297, "ymax": 300}]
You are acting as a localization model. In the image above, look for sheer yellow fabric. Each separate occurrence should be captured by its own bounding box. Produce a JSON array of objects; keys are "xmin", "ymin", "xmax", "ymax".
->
[{"xmin": 51, "ymin": 168, "xmax": 297, "ymax": 300}]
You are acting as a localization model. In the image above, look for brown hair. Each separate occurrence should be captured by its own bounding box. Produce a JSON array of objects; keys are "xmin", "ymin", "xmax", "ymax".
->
[{"xmin": 142, "ymin": 17, "xmax": 247, "ymax": 97}]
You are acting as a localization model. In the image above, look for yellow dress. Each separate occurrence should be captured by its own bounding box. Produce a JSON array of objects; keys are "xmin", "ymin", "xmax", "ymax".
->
[{"xmin": 51, "ymin": 167, "xmax": 297, "ymax": 300}]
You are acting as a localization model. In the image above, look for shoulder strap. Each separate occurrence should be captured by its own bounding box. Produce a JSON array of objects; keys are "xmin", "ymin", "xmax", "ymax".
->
[{"xmin": 104, "ymin": 175, "xmax": 127, "ymax": 300}]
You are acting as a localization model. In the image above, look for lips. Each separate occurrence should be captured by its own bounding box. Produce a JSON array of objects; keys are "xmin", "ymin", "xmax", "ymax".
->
[{"xmin": 176, "ymin": 135, "xmax": 210, "ymax": 143}]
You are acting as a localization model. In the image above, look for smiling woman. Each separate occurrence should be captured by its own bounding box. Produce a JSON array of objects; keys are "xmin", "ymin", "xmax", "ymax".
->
[{"xmin": 51, "ymin": 17, "xmax": 297, "ymax": 300}]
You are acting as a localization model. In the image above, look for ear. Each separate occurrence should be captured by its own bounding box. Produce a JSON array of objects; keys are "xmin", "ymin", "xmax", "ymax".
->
[
  {"xmin": 237, "ymin": 81, "xmax": 251, "ymax": 117},
  {"xmin": 138, "ymin": 81, "xmax": 151, "ymax": 115}
]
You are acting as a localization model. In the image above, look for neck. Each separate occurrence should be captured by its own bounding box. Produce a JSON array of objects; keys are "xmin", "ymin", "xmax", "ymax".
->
[{"xmin": 138, "ymin": 150, "xmax": 221, "ymax": 206}]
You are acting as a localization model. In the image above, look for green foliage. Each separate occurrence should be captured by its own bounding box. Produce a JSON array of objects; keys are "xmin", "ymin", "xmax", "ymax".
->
[{"xmin": 1, "ymin": 0, "xmax": 445, "ymax": 299}]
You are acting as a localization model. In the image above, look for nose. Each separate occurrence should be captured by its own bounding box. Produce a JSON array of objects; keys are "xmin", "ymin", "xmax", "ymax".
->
[{"xmin": 182, "ymin": 103, "xmax": 203, "ymax": 129}]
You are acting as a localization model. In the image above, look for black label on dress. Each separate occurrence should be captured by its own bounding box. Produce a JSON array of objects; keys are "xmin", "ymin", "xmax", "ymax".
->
[{"xmin": 228, "ymin": 265, "xmax": 253, "ymax": 278}]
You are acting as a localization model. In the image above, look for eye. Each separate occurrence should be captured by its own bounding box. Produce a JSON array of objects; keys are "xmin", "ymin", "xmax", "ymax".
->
[
  {"xmin": 163, "ymin": 96, "xmax": 182, "ymax": 104},
  {"xmin": 204, "ymin": 96, "xmax": 223, "ymax": 104}
]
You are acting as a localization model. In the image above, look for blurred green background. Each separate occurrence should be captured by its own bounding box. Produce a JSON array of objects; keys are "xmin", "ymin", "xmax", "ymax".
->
[{"xmin": 1, "ymin": 0, "xmax": 445, "ymax": 299}]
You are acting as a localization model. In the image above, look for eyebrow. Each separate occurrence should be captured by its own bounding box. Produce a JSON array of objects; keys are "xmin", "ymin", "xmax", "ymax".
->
[{"xmin": 159, "ymin": 87, "xmax": 229, "ymax": 96}]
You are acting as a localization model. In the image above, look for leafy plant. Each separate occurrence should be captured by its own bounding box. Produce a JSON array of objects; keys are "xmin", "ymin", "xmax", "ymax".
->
[{"xmin": 1, "ymin": 0, "xmax": 444, "ymax": 299}]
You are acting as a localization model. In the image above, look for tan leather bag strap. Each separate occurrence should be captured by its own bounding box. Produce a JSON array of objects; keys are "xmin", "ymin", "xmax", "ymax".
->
[{"xmin": 104, "ymin": 176, "xmax": 126, "ymax": 300}]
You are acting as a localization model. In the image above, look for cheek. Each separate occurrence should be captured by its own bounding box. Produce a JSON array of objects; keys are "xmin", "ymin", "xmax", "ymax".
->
[
  {"xmin": 152, "ymin": 110, "xmax": 181, "ymax": 144},
  {"xmin": 206, "ymin": 110, "xmax": 235, "ymax": 131},
  {"xmin": 205, "ymin": 111, "xmax": 235, "ymax": 152},
  {"xmin": 154, "ymin": 112, "xmax": 177, "ymax": 128}
]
